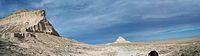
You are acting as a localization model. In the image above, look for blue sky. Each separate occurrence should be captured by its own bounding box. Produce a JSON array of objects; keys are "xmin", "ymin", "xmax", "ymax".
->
[{"xmin": 0, "ymin": 0, "xmax": 200, "ymax": 44}]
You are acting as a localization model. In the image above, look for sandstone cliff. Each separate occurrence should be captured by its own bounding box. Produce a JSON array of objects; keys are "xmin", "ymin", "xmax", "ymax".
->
[
  {"xmin": 0, "ymin": 9, "xmax": 59, "ymax": 36},
  {"xmin": 0, "ymin": 9, "xmax": 86, "ymax": 56}
]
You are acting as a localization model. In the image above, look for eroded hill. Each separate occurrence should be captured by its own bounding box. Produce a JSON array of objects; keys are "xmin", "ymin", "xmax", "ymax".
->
[{"xmin": 0, "ymin": 9, "xmax": 88, "ymax": 56}]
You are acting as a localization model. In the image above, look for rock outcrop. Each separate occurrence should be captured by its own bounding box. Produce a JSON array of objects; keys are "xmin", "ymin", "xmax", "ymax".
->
[
  {"xmin": 0, "ymin": 9, "xmax": 59, "ymax": 36},
  {"xmin": 114, "ymin": 36, "xmax": 131, "ymax": 44},
  {"xmin": 0, "ymin": 9, "xmax": 85, "ymax": 56}
]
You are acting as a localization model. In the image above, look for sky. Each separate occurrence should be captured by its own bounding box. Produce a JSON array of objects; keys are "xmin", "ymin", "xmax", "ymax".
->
[{"xmin": 0, "ymin": 0, "xmax": 200, "ymax": 44}]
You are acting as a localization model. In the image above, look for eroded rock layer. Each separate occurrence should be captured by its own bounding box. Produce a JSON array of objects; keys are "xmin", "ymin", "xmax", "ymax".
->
[{"xmin": 0, "ymin": 9, "xmax": 59, "ymax": 36}]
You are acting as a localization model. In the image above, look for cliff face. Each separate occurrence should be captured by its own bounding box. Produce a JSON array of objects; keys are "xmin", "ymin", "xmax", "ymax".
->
[
  {"xmin": 0, "ymin": 9, "xmax": 85, "ymax": 56},
  {"xmin": 0, "ymin": 10, "xmax": 59, "ymax": 36}
]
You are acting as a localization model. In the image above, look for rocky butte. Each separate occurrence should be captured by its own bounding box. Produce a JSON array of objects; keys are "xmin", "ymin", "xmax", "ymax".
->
[
  {"xmin": 0, "ymin": 9, "xmax": 85, "ymax": 56},
  {"xmin": 0, "ymin": 9, "xmax": 59, "ymax": 36},
  {"xmin": 0, "ymin": 9, "xmax": 200, "ymax": 56},
  {"xmin": 114, "ymin": 36, "xmax": 131, "ymax": 44}
]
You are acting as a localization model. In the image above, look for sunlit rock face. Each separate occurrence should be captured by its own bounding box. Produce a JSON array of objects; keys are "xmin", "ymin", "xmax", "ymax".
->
[
  {"xmin": 0, "ymin": 9, "xmax": 59, "ymax": 36},
  {"xmin": 0, "ymin": 9, "xmax": 85, "ymax": 56},
  {"xmin": 114, "ymin": 36, "xmax": 131, "ymax": 44}
]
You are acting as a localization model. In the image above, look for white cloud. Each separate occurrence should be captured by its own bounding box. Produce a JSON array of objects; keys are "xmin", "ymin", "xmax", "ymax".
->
[
  {"xmin": 141, "ymin": 12, "xmax": 189, "ymax": 19},
  {"xmin": 123, "ymin": 24, "xmax": 200, "ymax": 37}
]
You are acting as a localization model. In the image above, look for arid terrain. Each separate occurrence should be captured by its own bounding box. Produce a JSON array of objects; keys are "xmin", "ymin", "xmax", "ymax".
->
[{"xmin": 0, "ymin": 9, "xmax": 199, "ymax": 56}]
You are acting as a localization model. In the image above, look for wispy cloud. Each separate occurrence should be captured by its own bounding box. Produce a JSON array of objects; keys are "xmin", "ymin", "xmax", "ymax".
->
[{"xmin": 124, "ymin": 24, "xmax": 200, "ymax": 37}]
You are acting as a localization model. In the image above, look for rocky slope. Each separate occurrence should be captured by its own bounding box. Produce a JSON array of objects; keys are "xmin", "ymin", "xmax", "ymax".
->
[{"xmin": 0, "ymin": 9, "xmax": 199, "ymax": 56}]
